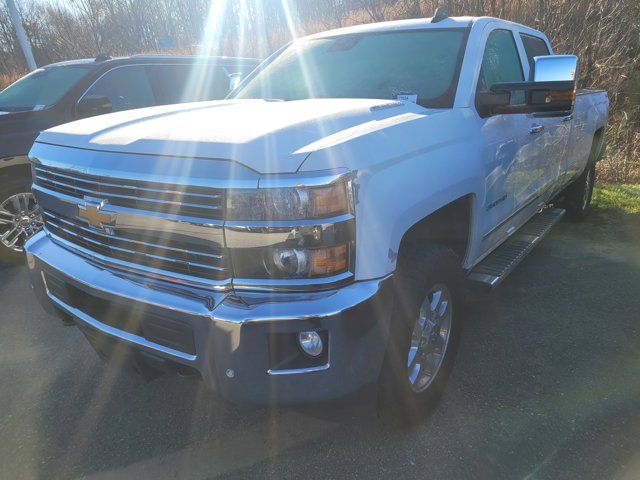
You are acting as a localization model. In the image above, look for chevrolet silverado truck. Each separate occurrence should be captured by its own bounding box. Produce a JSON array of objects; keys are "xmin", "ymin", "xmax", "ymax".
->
[
  {"xmin": 0, "ymin": 54, "xmax": 259, "ymax": 264},
  {"xmin": 24, "ymin": 14, "xmax": 608, "ymax": 416}
]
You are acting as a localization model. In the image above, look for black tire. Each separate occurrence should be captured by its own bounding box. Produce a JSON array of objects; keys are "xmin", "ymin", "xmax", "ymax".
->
[
  {"xmin": 0, "ymin": 177, "xmax": 36, "ymax": 266},
  {"xmin": 563, "ymin": 163, "xmax": 595, "ymax": 221},
  {"xmin": 377, "ymin": 244, "xmax": 463, "ymax": 426}
]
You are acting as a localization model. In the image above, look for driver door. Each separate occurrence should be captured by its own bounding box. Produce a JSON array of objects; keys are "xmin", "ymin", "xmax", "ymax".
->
[{"xmin": 476, "ymin": 28, "xmax": 542, "ymax": 255}]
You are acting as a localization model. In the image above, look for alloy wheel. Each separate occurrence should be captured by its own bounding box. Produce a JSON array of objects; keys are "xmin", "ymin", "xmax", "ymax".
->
[
  {"xmin": 406, "ymin": 283, "xmax": 453, "ymax": 393},
  {"xmin": 0, "ymin": 192, "xmax": 43, "ymax": 253}
]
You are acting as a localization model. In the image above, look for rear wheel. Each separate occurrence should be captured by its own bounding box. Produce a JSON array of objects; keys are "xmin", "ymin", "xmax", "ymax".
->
[
  {"xmin": 563, "ymin": 163, "xmax": 595, "ymax": 221},
  {"xmin": 0, "ymin": 178, "xmax": 43, "ymax": 265},
  {"xmin": 378, "ymin": 244, "xmax": 463, "ymax": 425}
]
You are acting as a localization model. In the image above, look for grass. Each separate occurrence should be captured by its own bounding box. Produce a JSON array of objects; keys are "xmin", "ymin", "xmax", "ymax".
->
[
  {"xmin": 0, "ymin": 72, "xmax": 22, "ymax": 90},
  {"xmin": 591, "ymin": 183, "xmax": 640, "ymax": 215}
]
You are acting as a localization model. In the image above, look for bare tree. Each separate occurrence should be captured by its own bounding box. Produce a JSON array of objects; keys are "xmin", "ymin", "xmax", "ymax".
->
[{"xmin": 0, "ymin": 0, "xmax": 637, "ymax": 181}]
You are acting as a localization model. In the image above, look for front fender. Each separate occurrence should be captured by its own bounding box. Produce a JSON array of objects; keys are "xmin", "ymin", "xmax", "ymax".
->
[{"xmin": 298, "ymin": 108, "xmax": 483, "ymax": 280}]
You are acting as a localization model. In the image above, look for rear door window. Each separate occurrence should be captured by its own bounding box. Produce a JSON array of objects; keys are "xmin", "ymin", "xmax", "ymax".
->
[
  {"xmin": 83, "ymin": 65, "xmax": 156, "ymax": 112},
  {"xmin": 520, "ymin": 34, "xmax": 551, "ymax": 78},
  {"xmin": 147, "ymin": 64, "xmax": 232, "ymax": 104}
]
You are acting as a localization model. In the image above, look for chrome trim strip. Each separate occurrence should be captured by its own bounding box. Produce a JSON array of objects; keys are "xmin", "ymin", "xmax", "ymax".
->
[
  {"xmin": 36, "ymin": 175, "xmax": 222, "ymax": 212},
  {"xmin": 34, "ymin": 166, "xmax": 223, "ymax": 200},
  {"xmin": 44, "ymin": 214, "xmax": 225, "ymax": 269},
  {"xmin": 267, "ymin": 364, "xmax": 330, "ymax": 375},
  {"xmin": 43, "ymin": 212, "xmax": 224, "ymax": 261},
  {"xmin": 34, "ymin": 164, "xmax": 224, "ymax": 218},
  {"xmin": 33, "ymin": 182, "xmax": 226, "ymax": 229},
  {"xmin": 232, "ymin": 271, "xmax": 354, "ymax": 292},
  {"xmin": 27, "ymin": 231, "xmax": 225, "ymax": 315},
  {"xmin": 45, "ymin": 223, "xmax": 226, "ymax": 274},
  {"xmin": 224, "ymin": 213, "xmax": 354, "ymax": 229},
  {"xmin": 46, "ymin": 232, "xmax": 231, "ymax": 291},
  {"xmin": 225, "ymin": 214, "xmax": 355, "ymax": 249},
  {"xmin": 47, "ymin": 290, "xmax": 197, "ymax": 362}
]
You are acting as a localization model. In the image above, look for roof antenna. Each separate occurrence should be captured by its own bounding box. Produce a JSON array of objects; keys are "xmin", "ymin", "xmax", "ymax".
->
[
  {"xmin": 94, "ymin": 53, "xmax": 112, "ymax": 62},
  {"xmin": 432, "ymin": 8, "xmax": 448, "ymax": 23}
]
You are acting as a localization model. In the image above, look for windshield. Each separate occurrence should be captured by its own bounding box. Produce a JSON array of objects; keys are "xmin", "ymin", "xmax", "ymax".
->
[
  {"xmin": 234, "ymin": 29, "xmax": 468, "ymax": 108},
  {"xmin": 0, "ymin": 65, "xmax": 92, "ymax": 112}
]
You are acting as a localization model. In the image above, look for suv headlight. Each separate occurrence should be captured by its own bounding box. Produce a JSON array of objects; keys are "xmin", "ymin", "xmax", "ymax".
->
[{"xmin": 225, "ymin": 174, "xmax": 355, "ymax": 285}]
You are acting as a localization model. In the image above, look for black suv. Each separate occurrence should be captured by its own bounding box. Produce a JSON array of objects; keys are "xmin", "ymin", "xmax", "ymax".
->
[{"xmin": 0, "ymin": 54, "xmax": 260, "ymax": 263}]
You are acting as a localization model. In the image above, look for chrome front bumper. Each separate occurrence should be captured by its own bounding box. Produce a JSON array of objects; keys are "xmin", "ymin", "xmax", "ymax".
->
[{"xmin": 25, "ymin": 231, "xmax": 393, "ymax": 404}]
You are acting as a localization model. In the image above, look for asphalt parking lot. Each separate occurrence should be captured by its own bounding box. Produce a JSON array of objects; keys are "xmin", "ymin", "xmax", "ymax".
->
[{"xmin": 1, "ymin": 208, "xmax": 639, "ymax": 480}]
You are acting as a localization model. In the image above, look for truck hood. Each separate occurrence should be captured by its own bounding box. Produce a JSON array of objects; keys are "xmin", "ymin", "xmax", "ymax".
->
[{"xmin": 35, "ymin": 98, "xmax": 426, "ymax": 173}]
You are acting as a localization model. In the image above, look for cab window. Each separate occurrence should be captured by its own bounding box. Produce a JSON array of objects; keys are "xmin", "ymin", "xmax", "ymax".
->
[
  {"xmin": 478, "ymin": 29, "xmax": 525, "ymax": 105},
  {"xmin": 520, "ymin": 34, "xmax": 551, "ymax": 79}
]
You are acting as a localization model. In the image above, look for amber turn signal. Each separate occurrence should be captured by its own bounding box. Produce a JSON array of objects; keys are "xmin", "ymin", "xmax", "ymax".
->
[{"xmin": 308, "ymin": 244, "xmax": 348, "ymax": 276}]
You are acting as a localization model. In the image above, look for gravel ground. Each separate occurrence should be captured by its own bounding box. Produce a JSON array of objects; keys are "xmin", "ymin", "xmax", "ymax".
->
[{"xmin": 1, "ymin": 208, "xmax": 639, "ymax": 480}]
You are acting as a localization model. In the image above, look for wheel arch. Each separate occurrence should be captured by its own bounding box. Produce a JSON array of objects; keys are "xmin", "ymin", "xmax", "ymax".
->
[
  {"xmin": 396, "ymin": 194, "xmax": 474, "ymax": 267},
  {"xmin": 0, "ymin": 157, "xmax": 32, "ymax": 182},
  {"xmin": 591, "ymin": 127, "xmax": 606, "ymax": 164}
]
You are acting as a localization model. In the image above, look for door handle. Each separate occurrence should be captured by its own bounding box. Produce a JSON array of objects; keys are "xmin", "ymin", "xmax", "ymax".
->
[
  {"xmin": 529, "ymin": 124, "xmax": 545, "ymax": 135},
  {"xmin": 562, "ymin": 114, "xmax": 573, "ymax": 122}
]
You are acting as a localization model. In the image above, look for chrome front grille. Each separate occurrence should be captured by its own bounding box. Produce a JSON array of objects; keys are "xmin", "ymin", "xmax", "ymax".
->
[
  {"xmin": 43, "ymin": 211, "xmax": 229, "ymax": 281},
  {"xmin": 33, "ymin": 164, "xmax": 224, "ymax": 220}
]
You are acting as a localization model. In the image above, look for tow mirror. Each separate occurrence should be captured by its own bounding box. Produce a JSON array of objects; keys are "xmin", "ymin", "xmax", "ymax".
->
[
  {"xmin": 476, "ymin": 91, "xmax": 511, "ymax": 117},
  {"xmin": 533, "ymin": 55, "xmax": 577, "ymax": 82},
  {"xmin": 228, "ymin": 72, "xmax": 243, "ymax": 92},
  {"xmin": 480, "ymin": 55, "xmax": 578, "ymax": 117},
  {"xmin": 76, "ymin": 95, "xmax": 112, "ymax": 119}
]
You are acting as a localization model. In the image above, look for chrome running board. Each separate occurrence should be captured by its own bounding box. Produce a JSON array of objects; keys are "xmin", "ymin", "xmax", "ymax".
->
[{"xmin": 467, "ymin": 208, "xmax": 565, "ymax": 289}]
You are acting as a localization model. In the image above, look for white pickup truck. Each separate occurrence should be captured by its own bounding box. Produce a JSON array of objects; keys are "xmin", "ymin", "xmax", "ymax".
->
[{"xmin": 24, "ymin": 14, "xmax": 608, "ymax": 416}]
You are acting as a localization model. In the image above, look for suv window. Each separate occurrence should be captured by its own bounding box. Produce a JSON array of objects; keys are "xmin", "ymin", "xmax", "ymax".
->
[
  {"xmin": 520, "ymin": 34, "xmax": 551, "ymax": 78},
  {"xmin": 147, "ymin": 64, "xmax": 231, "ymax": 104},
  {"xmin": 479, "ymin": 29, "xmax": 525, "ymax": 105},
  {"xmin": 83, "ymin": 65, "xmax": 156, "ymax": 112}
]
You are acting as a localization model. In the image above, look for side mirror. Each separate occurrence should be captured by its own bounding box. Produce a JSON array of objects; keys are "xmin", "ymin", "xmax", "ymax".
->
[
  {"xmin": 481, "ymin": 54, "xmax": 578, "ymax": 117},
  {"xmin": 227, "ymin": 72, "xmax": 243, "ymax": 93},
  {"xmin": 533, "ymin": 55, "xmax": 578, "ymax": 82},
  {"xmin": 76, "ymin": 95, "xmax": 112, "ymax": 119}
]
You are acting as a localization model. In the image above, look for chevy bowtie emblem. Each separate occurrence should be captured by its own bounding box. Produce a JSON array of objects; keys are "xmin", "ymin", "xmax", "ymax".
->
[{"xmin": 78, "ymin": 198, "xmax": 117, "ymax": 231}]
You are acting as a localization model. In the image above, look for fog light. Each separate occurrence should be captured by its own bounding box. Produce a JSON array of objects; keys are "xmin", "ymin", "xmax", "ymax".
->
[{"xmin": 298, "ymin": 331, "xmax": 323, "ymax": 357}]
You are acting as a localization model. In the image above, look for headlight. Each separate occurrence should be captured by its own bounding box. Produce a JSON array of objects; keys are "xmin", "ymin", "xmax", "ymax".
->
[
  {"xmin": 226, "ymin": 182, "xmax": 351, "ymax": 221},
  {"xmin": 267, "ymin": 245, "xmax": 348, "ymax": 278},
  {"xmin": 225, "ymin": 175, "xmax": 355, "ymax": 286}
]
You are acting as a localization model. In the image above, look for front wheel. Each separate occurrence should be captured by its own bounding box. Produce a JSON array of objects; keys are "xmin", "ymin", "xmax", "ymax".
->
[
  {"xmin": 0, "ymin": 178, "xmax": 43, "ymax": 265},
  {"xmin": 378, "ymin": 244, "xmax": 463, "ymax": 425}
]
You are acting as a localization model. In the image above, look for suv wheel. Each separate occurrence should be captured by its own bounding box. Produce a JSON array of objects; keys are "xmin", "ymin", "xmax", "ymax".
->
[
  {"xmin": 0, "ymin": 179, "xmax": 43, "ymax": 265},
  {"xmin": 378, "ymin": 244, "xmax": 463, "ymax": 425}
]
